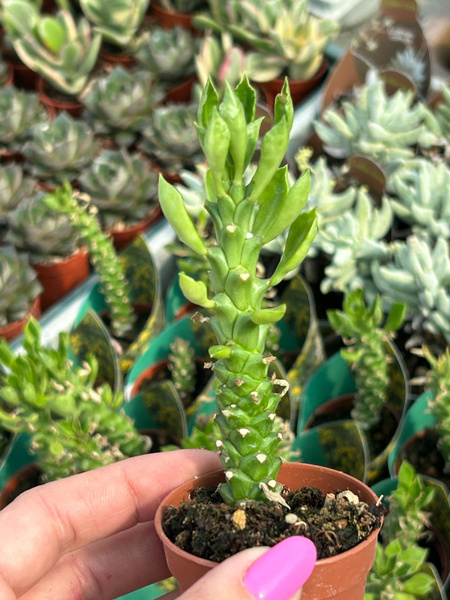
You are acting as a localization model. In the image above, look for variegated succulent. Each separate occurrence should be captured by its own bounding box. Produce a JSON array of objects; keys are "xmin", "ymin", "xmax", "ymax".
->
[
  {"xmin": 139, "ymin": 103, "xmax": 203, "ymax": 172},
  {"xmin": 1, "ymin": 1, "xmax": 101, "ymax": 95},
  {"xmin": 22, "ymin": 112, "xmax": 99, "ymax": 182},
  {"xmin": 135, "ymin": 26, "xmax": 196, "ymax": 83},
  {"xmin": 5, "ymin": 192, "xmax": 80, "ymax": 262},
  {"xmin": 372, "ymin": 235, "xmax": 450, "ymax": 344},
  {"xmin": 79, "ymin": 0, "xmax": 149, "ymax": 48},
  {"xmin": 0, "ymin": 86, "xmax": 50, "ymax": 152},
  {"xmin": 80, "ymin": 66, "xmax": 164, "ymax": 146},
  {"xmin": 79, "ymin": 148, "xmax": 159, "ymax": 229},
  {"xmin": 0, "ymin": 245, "xmax": 42, "ymax": 327},
  {"xmin": 390, "ymin": 159, "xmax": 450, "ymax": 240},
  {"xmin": 0, "ymin": 164, "xmax": 36, "ymax": 225},
  {"xmin": 314, "ymin": 71, "xmax": 439, "ymax": 175}
]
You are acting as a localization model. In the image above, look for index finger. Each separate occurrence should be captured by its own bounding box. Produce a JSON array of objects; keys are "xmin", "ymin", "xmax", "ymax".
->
[{"xmin": 0, "ymin": 449, "xmax": 220, "ymax": 597}]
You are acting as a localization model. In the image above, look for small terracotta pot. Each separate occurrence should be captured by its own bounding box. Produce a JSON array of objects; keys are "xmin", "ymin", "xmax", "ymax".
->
[
  {"xmin": 107, "ymin": 205, "xmax": 163, "ymax": 251},
  {"xmin": 155, "ymin": 462, "xmax": 381, "ymax": 598},
  {"xmin": 256, "ymin": 58, "xmax": 328, "ymax": 109},
  {"xmin": 150, "ymin": 2, "xmax": 194, "ymax": 30},
  {"xmin": 164, "ymin": 74, "xmax": 197, "ymax": 103},
  {"xmin": 32, "ymin": 248, "xmax": 90, "ymax": 311},
  {"xmin": 7, "ymin": 60, "xmax": 39, "ymax": 90},
  {"xmin": 100, "ymin": 47, "xmax": 136, "ymax": 69},
  {"xmin": 36, "ymin": 77, "xmax": 83, "ymax": 117},
  {"xmin": 0, "ymin": 296, "xmax": 41, "ymax": 342},
  {"xmin": 0, "ymin": 149, "xmax": 25, "ymax": 164},
  {"xmin": 0, "ymin": 463, "xmax": 43, "ymax": 509}
]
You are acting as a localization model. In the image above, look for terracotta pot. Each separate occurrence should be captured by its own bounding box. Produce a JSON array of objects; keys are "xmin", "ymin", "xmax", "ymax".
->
[
  {"xmin": 32, "ymin": 248, "xmax": 90, "ymax": 311},
  {"xmin": 164, "ymin": 74, "xmax": 197, "ymax": 103},
  {"xmin": 36, "ymin": 77, "xmax": 83, "ymax": 117},
  {"xmin": 155, "ymin": 462, "xmax": 381, "ymax": 598},
  {"xmin": 100, "ymin": 47, "xmax": 136, "ymax": 69},
  {"xmin": 7, "ymin": 60, "xmax": 39, "ymax": 90},
  {"xmin": 0, "ymin": 462, "xmax": 43, "ymax": 509},
  {"xmin": 256, "ymin": 58, "xmax": 329, "ymax": 109},
  {"xmin": 0, "ymin": 149, "xmax": 25, "ymax": 164},
  {"xmin": 150, "ymin": 2, "xmax": 195, "ymax": 30},
  {"xmin": 0, "ymin": 296, "xmax": 41, "ymax": 342},
  {"xmin": 107, "ymin": 206, "xmax": 163, "ymax": 251},
  {"xmin": 150, "ymin": 163, "xmax": 183, "ymax": 185}
]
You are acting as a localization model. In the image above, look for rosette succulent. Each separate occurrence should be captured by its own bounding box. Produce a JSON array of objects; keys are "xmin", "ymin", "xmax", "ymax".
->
[
  {"xmin": 139, "ymin": 103, "xmax": 203, "ymax": 173},
  {"xmin": 0, "ymin": 164, "xmax": 36, "ymax": 225},
  {"xmin": 0, "ymin": 86, "xmax": 50, "ymax": 152},
  {"xmin": 79, "ymin": 148, "xmax": 159, "ymax": 229},
  {"xmin": 135, "ymin": 26, "xmax": 196, "ymax": 83},
  {"xmin": 1, "ymin": 1, "xmax": 101, "ymax": 95},
  {"xmin": 22, "ymin": 112, "xmax": 99, "ymax": 182},
  {"xmin": 80, "ymin": 66, "xmax": 164, "ymax": 146},
  {"xmin": 0, "ymin": 245, "xmax": 42, "ymax": 327},
  {"xmin": 79, "ymin": 0, "xmax": 149, "ymax": 48},
  {"xmin": 159, "ymin": 77, "xmax": 317, "ymax": 504}
]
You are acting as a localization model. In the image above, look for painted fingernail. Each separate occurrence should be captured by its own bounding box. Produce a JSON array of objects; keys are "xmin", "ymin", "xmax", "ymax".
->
[{"xmin": 243, "ymin": 536, "xmax": 317, "ymax": 600}]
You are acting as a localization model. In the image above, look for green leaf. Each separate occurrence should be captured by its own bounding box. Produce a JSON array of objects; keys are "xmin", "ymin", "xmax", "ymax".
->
[
  {"xmin": 197, "ymin": 78, "xmax": 219, "ymax": 131},
  {"xmin": 384, "ymin": 302, "xmax": 407, "ymax": 333},
  {"xmin": 234, "ymin": 74, "xmax": 256, "ymax": 123},
  {"xmin": 203, "ymin": 109, "xmax": 231, "ymax": 195},
  {"xmin": 219, "ymin": 82, "xmax": 247, "ymax": 178},
  {"xmin": 179, "ymin": 272, "xmax": 216, "ymax": 309},
  {"xmin": 38, "ymin": 17, "xmax": 66, "ymax": 53},
  {"xmin": 270, "ymin": 209, "xmax": 317, "ymax": 286},
  {"xmin": 274, "ymin": 78, "xmax": 294, "ymax": 130},
  {"xmin": 250, "ymin": 304, "xmax": 286, "ymax": 325},
  {"xmin": 402, "ymin": 573, "xmax": 435, "ymax": 595},
  {"xmin": 252, "ymin": 166, "xmax": 289, "ymax": 237},
  {"xmin": 209, "ymin": 345, "xmax": 232, "ymax": 359},
  {"xmin": 158, "ymin": 176, "xmax": 207, "ymax": 256}
]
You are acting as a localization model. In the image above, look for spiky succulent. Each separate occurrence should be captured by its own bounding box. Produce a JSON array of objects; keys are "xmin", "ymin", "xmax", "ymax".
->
[
  {"xmin": 0, "ymin": 164, "xmax": 36, "ymax": 224},
  {"xmin": 372, "ymin": 235, "xmax": 450, "ymax": 345},
  {"xmin": 168, "ymin": 337, "xmax": 196, "ymax": 406},
  {"xmin": 314, "ymin": 71, "xmax": 439, "ymax": 175},
  {"xmin": 319, "ymin": 188, "xmax": 393, "ymax": 295},
  {"xmin": 139, "ymin": 103, "xmax": 203, "ymax": 173},
  {"xmin": 5, "ymin": 192, "xmax": 80, "ymax": 262},
  {"xmin": 1, "ymin": 2, "xmax": 101, "ymax": 95},
  {"xmin": 0, "ymin": 318, "xmax": 150, "ymax": 481},
  {"xmin": 388, "ymin": 47, "xmax": 427, "ymax": 88},
  {"xmin": 44, "ymin": 182, "xmax": 136, "ymax": 338},
  {"xmin": 423, "ymin": 347, "xmax": 450, "ymax": 473},
  {"xmin": 79, "ymin": 0, "xmax": 149, "ymax": 48},
  {"xmin": 159, "ymin": 77, "xmax": 317, "ymax": 505},
  {"xmin": 390, "ymin": 159, "xmax": 450, "ymax": 240},
  {"xmin": 327, "ymin": 289, "xmax": 406, "ymax": 430},
  {"xmin": 79, "ymin": 148, "xmax": 159, "ymax": 229},
  {"xmin": 135, "ymin": 26, "xmax": 196, "ymax": 83},
  {"xmin": 0, "ymin": 245, "xmax": 42, "ymax": 327},
  {"xmin": 80, "ymin": 66, "xmax": 164, "ymax": 147},
  {"xmin": 0, "ymin": 86, "xmax": 50, "ymax": 152},
  {"xmin": 22, "ymin": 112, "xmax": 99, "ymax": 183}
]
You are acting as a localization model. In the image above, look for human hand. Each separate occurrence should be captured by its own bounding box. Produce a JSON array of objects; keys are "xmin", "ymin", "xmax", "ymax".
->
[{"xmin": 0, "ymin": 449, "xmax": 316, "ymax": 600}]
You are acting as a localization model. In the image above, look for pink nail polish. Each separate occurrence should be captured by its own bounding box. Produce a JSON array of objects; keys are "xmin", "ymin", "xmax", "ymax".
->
[{"xmin": 243, "ymin": 536, "xmax": 317, "ymax": 600}]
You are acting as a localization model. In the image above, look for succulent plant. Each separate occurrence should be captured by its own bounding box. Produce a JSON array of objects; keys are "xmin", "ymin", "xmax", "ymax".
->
[
  {"xmin": 319, "ymin": 188, "xmax": 393, "ymax": 295},
  {"xmin": 80, "ymin": 66, "xmax": 164, "ymax": 147},
  {"xmin": 135, "ymin": 26, "xmax": 196, "ymax": 83},
  {"xmin": 314, "ymin": 71, "xmax": 439, "ymax": 175},
  {"xmin": 434, "ymin": 84, "xmax": 450, "ymax": 139},
  {"xmin": 423, "ymin": 346, "xmax": 450, "ymax": 473},
  {"xmin": 22, "ymin": 112, "xmax": 99, "ymax": 182},
  {"xmin": 390, "ymin": 159, "xmax": 450, "ymax": 240},
  {"xmin": 79, "ymin": 0, "xmax": 149, "ymax": 48},
  {"xmin": 327, "ymin": 289, "xmax": 406, "ymax": 430},
  {"xmin": 1, "ymin": 1, "xmax": 101, "ymax": 95},
  {"xmin": 388, "ymin": 47, "xmax": 427, "ymax": 88},
  {"xmin": 139, "ymin": 103, "xmax": 203, "ymax": 173},
  {"xmin": 0, "ymin": 163, "xmax": 36, "ymax": 224},
  {"xmin": 5, "ymin": 192, "xmax": 80, "ymax": 262},
  {"xmin": 44, "ymin": 182, "xmax": 136, "ymax": 338},
  {"xmin": 0, "ymin": 318, "xmax": 150, "ymax": 481},
  {"xmin": 0, "ymin": 245, "xmax": 42, "ymax": 327},
  {"xmin": 79, "ymin": 148, "xmax": 159, "ymax": 229},
  {"xmin": 0, "ymin": 86, "xmax": 50, "ymax": 152},
  {"xmin": 157, "ymin": 0, "xmax": 206, "ymax": 12},
  {"xmin": 371, "ymin": 235, "xmax": 450, "ymax": 345},
  {"xmin": 167, "ymin": 337, "xmax": 196, "ymax": 406},
  {"xmin": 159, "ymin": 77, "xmax": 317, "ymax": 505}
]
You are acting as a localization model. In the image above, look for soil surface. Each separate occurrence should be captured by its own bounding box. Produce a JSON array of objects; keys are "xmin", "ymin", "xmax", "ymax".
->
[{"xmin": 163, "ymin": 483, "xmax": 385, "ymax": 562}]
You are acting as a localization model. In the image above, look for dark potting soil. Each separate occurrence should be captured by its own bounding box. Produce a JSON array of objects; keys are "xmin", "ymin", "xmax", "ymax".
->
[
  {"xmin": 162, "ymin": 484, "xmax": 385, "ymax": 563},
  {"xmin": 397, "ymin": 428, "xmax": 450, "ymax": 489}
]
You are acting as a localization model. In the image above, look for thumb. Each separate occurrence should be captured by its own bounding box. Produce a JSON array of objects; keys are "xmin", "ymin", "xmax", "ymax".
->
[{"xmin": 178, "ymin": 536, "xmax": 317, "ymax": 600}]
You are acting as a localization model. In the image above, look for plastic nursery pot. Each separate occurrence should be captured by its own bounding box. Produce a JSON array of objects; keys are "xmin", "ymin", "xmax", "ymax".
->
[
  {"xmin": 256, "ymin": 58, "xmax": 329, "ymax": 109},
  {"xmin": 106, "ymin": 206, "xmax": 163, "ymax": 252},
  {"xmin": 0, "ymin": 296, "xmax": 41, "ymax": 342},
  {"xmin": 36, "ymin": 76, "xmax": 83, "ymax": 117},
  {"xmin": 150, "ymin": 2, "xmax": 195, "ymax": 31},
  {"xmin": 164, "ymin": 74, "xmax": 197, "ymax": 103},
  {"xmin": 155, "ymin": 462, "xmax": 381, "ymax": 598},
  {"xmin": 32, "ymin": 247, "xmax": 90, "ymax": 312},
  {"xmin": 6, "ymin": 59, "xmax": 39, "ymax": 90}
]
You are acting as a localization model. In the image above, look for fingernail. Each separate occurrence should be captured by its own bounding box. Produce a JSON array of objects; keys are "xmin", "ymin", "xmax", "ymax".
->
[{"xmin": 243, "ymin": 537, "xmax": 317, "ymax": 600}]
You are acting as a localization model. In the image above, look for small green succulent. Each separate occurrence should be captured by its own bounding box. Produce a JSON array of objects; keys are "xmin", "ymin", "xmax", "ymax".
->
[
  {"xmin": 79, "ymin": 148, "xmax": 159, "ymax": 229},
  {"xmin": 0, "ymin": 245, "xmax": 42, "ymax": 327},
  {"xmin": 327, "ymin": 289, "xmax": 406, "ymax": 430},
  {"xmin": 5, "ymin": 192, "xmax": 80, "ymax": 262},
  {"xmin": 135, "ymin": 26, "xmax": 196, "ymax": 83},
  {"xmin": 167, "ymin": 337, "xmax": 196, "ymax": 406},
  {"xmin": 0, "ymin": 86, "xmax": 50, "ymax": 152},
  {"xmin": 22, "ymin": 112, "xmax": 99, "ymax": 183},
  {"xmin": 80, "ymin": 66, "xmax": 164, "ymax": 147},
  {"xmin": 139, "ymin": 103, "xmax": 203, "ymax": 173},
  {"xmin": 0, "ymin": 164, "xmax": 36, "ymax": 224}
]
